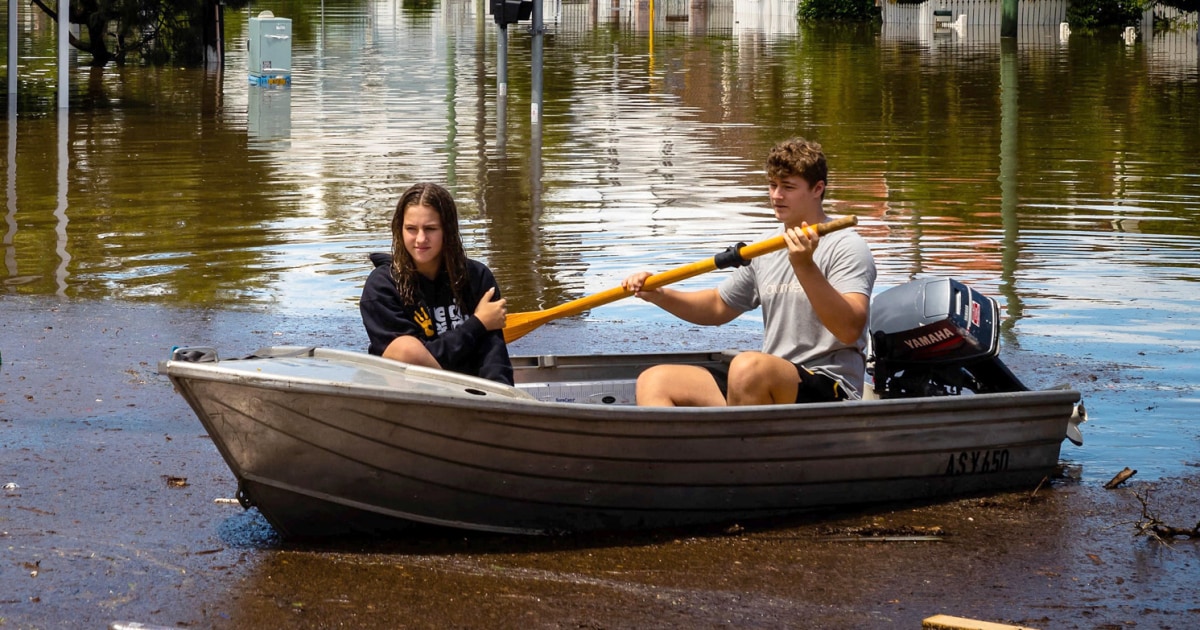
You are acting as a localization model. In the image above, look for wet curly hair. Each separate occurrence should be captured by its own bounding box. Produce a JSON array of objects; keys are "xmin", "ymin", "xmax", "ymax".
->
[
  {"xmin": 389, "ymin": 182, "xmax": 469, "ymax": 309},
  {"xmin": 766, "ymin": 137, "xmax": 827, "ymax": 198}
]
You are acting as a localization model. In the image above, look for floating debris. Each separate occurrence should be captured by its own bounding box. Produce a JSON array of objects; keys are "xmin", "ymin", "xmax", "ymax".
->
[
  {"xmin": 923, "ymin": 613, "xmax": 1039, "ymax": 629},
  {"xmin": 109, "ymin": 621, "xmax": 181, "ymax": 630},
  {"xmin": 818, "ymin": 524, "xmax": 946, "ymax": 542},
  {"xmin": 1104, "ymin": 467, "xmax": 1136, "ymax": 489}
]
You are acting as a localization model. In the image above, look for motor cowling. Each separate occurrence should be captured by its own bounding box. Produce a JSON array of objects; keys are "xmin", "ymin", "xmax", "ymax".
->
[{"xmin": 869, "ymin": 278, "xmax": 1027, "ymax": 398}]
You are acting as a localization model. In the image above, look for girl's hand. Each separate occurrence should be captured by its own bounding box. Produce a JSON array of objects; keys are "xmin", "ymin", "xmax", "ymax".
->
[{"xmin": 475, "ymin": 287, "xmax": 507, "ymax": 331}]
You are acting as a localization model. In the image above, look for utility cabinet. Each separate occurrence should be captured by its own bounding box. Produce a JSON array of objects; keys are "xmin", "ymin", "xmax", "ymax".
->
[{"xmin": 249, "ymin": 11, "xmax": 292, "ymax": 86}]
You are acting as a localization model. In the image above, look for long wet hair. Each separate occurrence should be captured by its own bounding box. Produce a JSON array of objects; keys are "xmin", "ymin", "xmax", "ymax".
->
[
  {"xmin": 766, "ymin": 137, "xmax": 828, "ymax": 199},
  {"xmin": 389, "ymin": 182, "xmax": 470, "ymax": 309}
]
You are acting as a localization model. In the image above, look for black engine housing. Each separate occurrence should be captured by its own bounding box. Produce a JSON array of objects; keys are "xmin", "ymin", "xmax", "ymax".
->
[{"xmin": 869, "ymin": 278, "xmax": 1026, "ymax": 398}]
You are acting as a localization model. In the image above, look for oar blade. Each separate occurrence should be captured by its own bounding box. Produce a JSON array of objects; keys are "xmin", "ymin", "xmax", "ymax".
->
[{"xmin": 503, "ymin": 312, "xmax": 545, "ymax": 344}]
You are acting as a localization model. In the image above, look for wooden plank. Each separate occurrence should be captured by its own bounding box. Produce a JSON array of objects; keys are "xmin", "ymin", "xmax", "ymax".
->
[{"xmin": 923, "ymin": 614, "xmax": 1040, "ymax": 630}]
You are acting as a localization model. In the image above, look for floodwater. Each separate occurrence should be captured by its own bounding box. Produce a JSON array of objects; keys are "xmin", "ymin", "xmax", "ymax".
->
[
  {"xmin": 2, "ymin": 0, "xmax": 1199, "ymax": 627},
  {"xmin": 6, "ymin": 0, "xmax": 1197, "ymax": 479}
]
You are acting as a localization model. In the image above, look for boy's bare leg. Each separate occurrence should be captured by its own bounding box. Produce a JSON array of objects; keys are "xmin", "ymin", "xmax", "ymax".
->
[
  {"xmin": 635, "ymin": 364, "xmax": 727, "ymax": 407},
  {"xmin": 726, "ymin": 351, "xmax": 800, "ymax": 406}
]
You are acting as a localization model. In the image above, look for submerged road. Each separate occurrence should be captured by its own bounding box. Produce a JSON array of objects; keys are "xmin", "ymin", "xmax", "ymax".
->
[{"xmin": 2, "ymin": 296, "xmax": 1197, "ymax": 628}]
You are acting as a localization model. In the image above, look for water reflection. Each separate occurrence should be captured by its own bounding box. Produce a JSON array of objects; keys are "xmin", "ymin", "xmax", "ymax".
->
[
  {"xmin": 0, "ymin": 1, "xmax": 1195, "ymax": 307},
  {"xmin": 248, "ymin": 85, "xmax": 293, "ymax": 146},
  {"xmin": 998, "ymin": 37, "xmax": 1021, "ymax": 343},
  {"xmin": 55, "ymin": 108, "xmax": 69, "ymax": 294},
  {"xmin": 3, "ymin": 97, "xmax": 15, "ymax": 282}
]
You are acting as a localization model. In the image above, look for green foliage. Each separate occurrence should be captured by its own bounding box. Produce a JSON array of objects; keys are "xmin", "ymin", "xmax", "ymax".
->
[
  {"xmin": 1067, "ymin": 0, "xmax": 1152, "ymax": 30},
  {"xmin": 799, "ymin": 0, "xmax": 879, "ymax": 22},
  {"xmin": 53, "ymin": 0, "xmax": 251, "ymax": 66},
  {"xmin": 1155, "ymin": 0, "xmax": 1199, "ymax": 11}
]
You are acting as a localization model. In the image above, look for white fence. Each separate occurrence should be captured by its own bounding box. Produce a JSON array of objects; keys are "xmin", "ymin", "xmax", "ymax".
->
[
  {"xmin": 1142, "ymin": 5, "xmax": 1199, "ymax": 76},
  {"xmin": 1142, "ymin": 3, "xmax": 1199, "ymax": 30},
  {"xmin": 881, "ymin": 0, "xmax": 1068, "ymax": 26}
]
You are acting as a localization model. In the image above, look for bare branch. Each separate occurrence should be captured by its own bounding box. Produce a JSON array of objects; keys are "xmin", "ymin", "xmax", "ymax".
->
[{"xmin": 1132, "ymin": 488, "xmax": 1200, "ymax": 542}]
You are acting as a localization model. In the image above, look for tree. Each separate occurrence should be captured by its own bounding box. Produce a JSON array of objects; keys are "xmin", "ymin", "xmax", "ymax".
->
[
  {"xmin": 1066, "ymin": 0, "xmax": 1150, "ymax": 30},
  {"xmin": 1158, "ymin": 0, "xmax": 1199, "ymax": 11},
  {"xmin": 32, "ymin": 0, "xmax": 250, "ymax": 66},
  {"xmin": 799, "ymin": 0, "xmax": 879, "ymax": 22}
]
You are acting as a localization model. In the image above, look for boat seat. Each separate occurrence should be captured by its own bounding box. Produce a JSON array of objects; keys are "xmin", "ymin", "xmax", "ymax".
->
[{"xmin": 516, "ymin": 379, "xmax": 639, "ymax": 405}]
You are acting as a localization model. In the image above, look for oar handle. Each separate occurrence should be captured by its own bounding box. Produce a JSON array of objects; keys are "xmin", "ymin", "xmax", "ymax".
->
[
  {"xmin": 502, "ymin": 215, "xmax": 859, "ymax": 342},
  {"xmin": 640, "ymin": 214, "xmax": 858, "ymax": 291},
  {"xmin": 740, "ymin": 214, "xmax": 858, "ymax": 260}
]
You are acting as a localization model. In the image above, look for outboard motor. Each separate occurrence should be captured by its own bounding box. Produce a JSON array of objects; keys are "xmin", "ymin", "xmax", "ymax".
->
[{"xmin": 869, "ymin": 278, "xmax": 1026, "ymax": 398}]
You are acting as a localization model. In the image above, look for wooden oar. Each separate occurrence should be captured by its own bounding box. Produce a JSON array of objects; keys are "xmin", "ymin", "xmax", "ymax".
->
[{"xmin": 503, "ymin": 215, "xmax": 859, "ymax": 343}]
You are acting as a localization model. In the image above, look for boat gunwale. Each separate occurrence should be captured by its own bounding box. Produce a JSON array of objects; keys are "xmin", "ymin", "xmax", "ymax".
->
[{"xmin": 161, "ymin": 347, "xmax": 1082, "ymax": 425}]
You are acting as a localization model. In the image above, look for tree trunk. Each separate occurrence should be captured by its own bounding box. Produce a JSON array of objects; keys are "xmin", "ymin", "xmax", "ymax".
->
[{"xmin": 201, "ymin": 0, "xmax": 225, "ymax": 69}]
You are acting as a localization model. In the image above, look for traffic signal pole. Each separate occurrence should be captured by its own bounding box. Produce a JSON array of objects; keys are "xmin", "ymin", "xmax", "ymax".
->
[
  {"xmin": 531, "ymin": 0, "xmax": 543, "ymax": 126},
  {"xmin": 498, "ymin": 23, "xmax": 508, "ymax": 98}
]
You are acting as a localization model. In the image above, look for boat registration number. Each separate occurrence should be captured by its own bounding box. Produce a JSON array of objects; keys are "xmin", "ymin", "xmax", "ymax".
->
[{"xmin": 944, "ymin": 449, "xmax": 1009, "ymax": 475}]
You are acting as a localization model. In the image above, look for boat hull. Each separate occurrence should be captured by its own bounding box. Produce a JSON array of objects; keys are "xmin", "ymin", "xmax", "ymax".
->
[{"xmin": 162, "ymin": 347, "xmax": 1081, "ymax": 538}]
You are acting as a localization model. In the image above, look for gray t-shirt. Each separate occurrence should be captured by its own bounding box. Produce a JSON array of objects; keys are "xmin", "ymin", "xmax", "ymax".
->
[{"xmin": 717, "ymin": 226, "xmax": 876, "ymax": 393}]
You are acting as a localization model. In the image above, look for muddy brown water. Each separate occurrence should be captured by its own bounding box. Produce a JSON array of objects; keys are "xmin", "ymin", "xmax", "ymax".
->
[{"xmin": 2, "ymin": 298, "xmax": 1197, "ymax": 629}]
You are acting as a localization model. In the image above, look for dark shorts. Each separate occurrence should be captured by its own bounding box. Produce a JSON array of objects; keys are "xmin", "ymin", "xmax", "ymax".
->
[{"xmin": 707, "ymin": 362, "xmax": 851, "ymax": 404}]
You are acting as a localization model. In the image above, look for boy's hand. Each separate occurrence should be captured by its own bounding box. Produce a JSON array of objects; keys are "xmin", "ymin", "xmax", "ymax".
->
[
  {"xmin": 784, "ymin": 222, "xmax": 820, "ymax": 268},
  {"xmin": 622, "ymin": 271, "xmax": 659, "ymax": 301}
]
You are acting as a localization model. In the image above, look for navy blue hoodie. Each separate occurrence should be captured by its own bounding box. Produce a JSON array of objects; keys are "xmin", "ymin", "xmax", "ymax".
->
[{"xmin": 359, "ymin": 253, "xmax": 513, "ymax": 385}]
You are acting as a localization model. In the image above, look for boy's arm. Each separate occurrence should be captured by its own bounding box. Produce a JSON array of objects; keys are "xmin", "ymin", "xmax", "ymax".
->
[
  {"xmin": 628, "ymin": 282, "xmax": 741, "ymax": 326},
  {"xmin": 785, "ymin": 225, "xmax": 871, "ymax": 344},
  {"xmin": 791, "ymin": 266, "xmax": 870, "ymax": 344}
]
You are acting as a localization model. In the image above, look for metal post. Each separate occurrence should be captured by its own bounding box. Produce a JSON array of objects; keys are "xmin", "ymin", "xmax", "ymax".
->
[
  {"xmin": 497, "ymin": 24, "xmax": 507, "ymax": 157},
  {"xmin": 530, "ymin": 88, "xmax": 542, "ymax": 236},
  {"xmin": 530, "ymin": 0, "xmax": 544, "ymax": 221},
  {"xmin": 531, "ymin": 0, "xmax": 543, "ymax": 126},
  {"xmin": 58, "ymin": 0, "xmax": 68, "ymax": 108},
  {"xmin": 8, "ymin": 0, "xmax": 17, "ymax": 99},
  {"xmin": 498, "ymin": 24, "xmax": 507, "ymax": 98}
]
